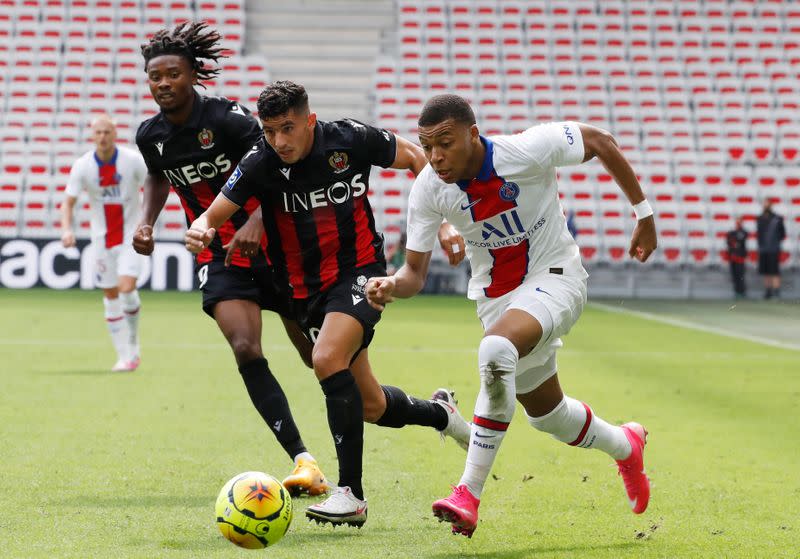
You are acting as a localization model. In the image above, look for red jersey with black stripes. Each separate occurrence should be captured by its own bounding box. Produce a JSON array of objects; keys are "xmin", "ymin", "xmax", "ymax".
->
[
  {"xmin": 406, "ymin": 122, "xmax": 589, "ymax": 300},
  {"xmin": 135, "ymin": 92, "xmax": 265, "ymax": 267},
  {"xmin": 221, "ymin": 119, "xmax": 396, "ymax": 299}
]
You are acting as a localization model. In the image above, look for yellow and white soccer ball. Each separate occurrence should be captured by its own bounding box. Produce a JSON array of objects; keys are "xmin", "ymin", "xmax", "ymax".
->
[{"xmin": 215, "ymin": 471, "xmax": 293, "ymax": 549}]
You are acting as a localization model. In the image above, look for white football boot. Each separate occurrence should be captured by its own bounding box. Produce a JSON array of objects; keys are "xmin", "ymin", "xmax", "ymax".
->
[
  {"xmin": 305, "ymin": 486, "xmax": 367, "ymax": 528},
  {"xmin": 111, "ymin": 358, "xmax": 138, "ymax": 372},
  {"xmin": 431, "ymin": 388, "xmax": 470, "ymax": 451}
]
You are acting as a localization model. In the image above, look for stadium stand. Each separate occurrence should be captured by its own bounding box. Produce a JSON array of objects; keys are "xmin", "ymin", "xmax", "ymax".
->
[
  {"xmin": 371, "ymin": 0, "xmax": 799, "ymax": 270},
  {"xmin": 1, "ymin": 0, "xmax": 797, "ymax": 274},
  {"xmin": 0, "ymin": 0, "xmax": 266, "ymax": 240}
]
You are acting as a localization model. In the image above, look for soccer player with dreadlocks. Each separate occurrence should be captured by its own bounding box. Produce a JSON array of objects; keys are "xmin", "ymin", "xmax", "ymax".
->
[{"xmin": 133, "ymin": 22, "xmax": 329, "ymax": 496}]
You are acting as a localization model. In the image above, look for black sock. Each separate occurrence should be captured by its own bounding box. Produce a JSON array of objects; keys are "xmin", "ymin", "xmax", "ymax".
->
[
  {"xmin": 375, "ymin": 385, "xmax": 448, "ymax": 430},
  {"xmin": 239, "ymin": 358, "xmax": 307, "ymax": 460},
  {"xmin": 320, "ymin": 369, "xmax": 364, "ymax": 500}
]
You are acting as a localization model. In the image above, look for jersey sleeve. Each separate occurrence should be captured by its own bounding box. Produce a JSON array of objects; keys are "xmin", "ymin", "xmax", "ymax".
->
[
  {"xmin": 64, "ymin": 157, "xmax": 85, "ymax": 198},
  {"xmin": 219, "ymin": 101, "xmax": 264, "ymax": 152},
  {"xmin": 133, "ymin": 150, "xmax": 148, "ymax": 184},
  {"xmin": 135, "ymin": 123, "xmax": 161, "ymax": 176},
  {"xmin": 404, "ymin": 170, "xmax": 442, "ymax": 253},
  {"xmin": 220, "ymin": 142, "xmax": 264, "ymax": 207},
  {"xmin": 348, "ymin": 119, "xmax": 397, "ymax": 168},
  {"xmin": 516, "ymin": 121, "xmax": 586, "ymax": 171}
]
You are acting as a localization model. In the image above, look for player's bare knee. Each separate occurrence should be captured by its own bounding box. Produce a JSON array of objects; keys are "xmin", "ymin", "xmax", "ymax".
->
[
  {"xmin": 229, "ymin": 337, "xmax": 262, "ymax": 364},
  {"xmin": 311, "ymin": 345, "xmax": 348, "ymax": 377},
  {"xmin": 361, "ymin": 399, "xmax": 384, "ymax": 423}
]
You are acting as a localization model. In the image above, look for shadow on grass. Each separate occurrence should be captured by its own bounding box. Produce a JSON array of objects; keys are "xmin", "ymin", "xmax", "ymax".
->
[
  {"xmin": 430, "ymin": 541, "xmax": 641, "ymax": 559},
  {"xmin": 35, "ymin": 369, "xmax": 118, "ymax": 377},
  {"xmin": 149, "ymin": 523, "xmax": 371, "ymax": 552},
  {"xmin": 63, "ymin": 495, "xmax": 211, "ymax": 508}
]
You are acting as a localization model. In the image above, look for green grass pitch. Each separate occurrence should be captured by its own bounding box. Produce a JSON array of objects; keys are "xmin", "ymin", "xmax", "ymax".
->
[{"xmin": 1, "ymin": 289, "xmax": 798, "ymax": 558}]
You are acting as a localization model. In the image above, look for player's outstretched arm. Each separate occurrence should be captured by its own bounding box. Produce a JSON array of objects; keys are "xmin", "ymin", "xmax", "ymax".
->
[
  {"xmin": 366, "ymin": 249, "xmax": 431, "ymax": 311},
  {"xmin": 184, "ymin": 193, "xmax": 241, "ymax": 254},
  {"xmin": 579, "ymin": 124, "xmax": 658, "ymax": 263},
  {"xmin": 60, "ymin": 195, "xmax": 77, "ymax": 248},
  {"xmin": 133, "ymin": 174, "xmax": 170, "ymax": 255},
  {"xmin": 391, "ymin": 134, "xmax": 428, "ymax": 176}
]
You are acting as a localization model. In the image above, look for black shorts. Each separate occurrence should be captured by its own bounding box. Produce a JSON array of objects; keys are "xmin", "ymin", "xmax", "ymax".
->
[
  {"xmin": 291, "ymin": 263, "xmax": 385, "ymax": 351},
  {"xmin": 196, "ymin": 260, "xmax": 293, "ymax": 319},
  {"xmin": 758, "ymin": 252, "xmax": 780, "ymax": 275}
]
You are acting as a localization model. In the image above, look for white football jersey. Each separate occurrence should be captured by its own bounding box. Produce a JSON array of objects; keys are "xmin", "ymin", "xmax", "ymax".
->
[
  {"xmin": 66, "ymin": 145, "xmax": 147, "ymax": 248},
  {"xmin": 406, "ymin": 121, "xmax": 589, "ymax": 300}
]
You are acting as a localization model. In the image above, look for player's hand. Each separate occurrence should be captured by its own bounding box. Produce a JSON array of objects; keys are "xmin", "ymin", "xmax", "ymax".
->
[
  {"xmin": 132, "ymin": 224, "xmax": 155, "ymax": 255},
  {"xmin": 222, "ymin": 216, "xmax": 264, "ymax": 267},
  {"xmin": 629, "ymin": 215, "xmax": 657, "ymax": 263},
  {"xmin": 437, "ymin": 221, "xmax": 465, "ymax": 266},
  {"xmin": 365, "ymin": 276, "xmax": 396, "ymax": 311},
  {"xmin": 185, "ymin": 221, "xmax": 216, "ymax": 254},
  {"xmin": 61, "ymin": 229, "xmax": 76, "ymax": 248}
]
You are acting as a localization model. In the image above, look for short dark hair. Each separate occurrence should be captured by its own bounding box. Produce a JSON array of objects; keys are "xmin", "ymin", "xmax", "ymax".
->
[
  {"xmin": 257, "ymin": 81, "xmax": 309, "ymax": 120},
  {"xmin": 418, "ymin": 94, "xmax": 476, "ymax": 127},
  {"xmin": 141, "ymin": 21, "xmax": 224, "ymax": 87}
]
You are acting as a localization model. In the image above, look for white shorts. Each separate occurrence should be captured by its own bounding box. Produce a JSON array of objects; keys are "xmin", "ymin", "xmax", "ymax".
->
[
  {"xmin": 93, "ymin": 242, "xmax": 142, "ymax": 289},
  {"xmin": 476, "ymin": 272, "xmax": 587, "ymax": 394}
]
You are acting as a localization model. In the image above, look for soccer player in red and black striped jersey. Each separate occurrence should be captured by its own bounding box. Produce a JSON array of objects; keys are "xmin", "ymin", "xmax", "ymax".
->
[
  {"xmin": 132, "ymin": 23, "xmax": 328, "ymax": 496},
  {"xmin": 185, "ymin": 81, "xmax": 471, "ymax": 527}
]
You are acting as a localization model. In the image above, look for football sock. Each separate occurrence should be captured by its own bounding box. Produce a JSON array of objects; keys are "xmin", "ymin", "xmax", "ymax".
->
[
  {"xmin": 320, "ymin": 369, "xmax": 364, "ymax": 500},
  {"xmin": 119, "ymin": 289, "xmax": 140, "ymax": 358},
  {"xmin": 459, "ymin": 335, "xmax": 518, "ymax": 499},
  {"xmin": 375, "ymin": 385, "xmax": 448, "ymax": 430},
  {"xmin": 293, "ymin": 451, "xmax": 314, "ymax": 464},
  {"xmin": 103, "ymin": 296, "xmax": 129, "ymax": 361},
  {"xmin": 238, "ymin": 358, "xmax": 308, "ymax": 460},
  {"xmin": 526, "ymin": 396, "xmax": 632, "ymax": 460}
]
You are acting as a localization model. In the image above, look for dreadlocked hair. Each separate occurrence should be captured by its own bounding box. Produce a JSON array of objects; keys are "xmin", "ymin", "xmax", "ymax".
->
[{"xmin": 141, "ymin": 21, "xmax": 225, "ymax": 87}]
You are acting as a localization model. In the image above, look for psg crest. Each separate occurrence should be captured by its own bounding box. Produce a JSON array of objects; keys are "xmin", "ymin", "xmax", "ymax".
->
[
  {"xmin": 328, "ymin": 151, "xmax": 350, "ymax": 174},
  {"xmin": 198, "ymin": 128, "xmax": 215, "ymax": 150},
  {"xmin": 499, "ymin": 181, "xmax": 520, "ymax": 202}
]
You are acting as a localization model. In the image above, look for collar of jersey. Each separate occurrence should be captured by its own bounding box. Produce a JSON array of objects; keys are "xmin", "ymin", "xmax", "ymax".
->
[
  {"xmin": 94, "ymin": 147, "xmax": 118, "ymax": 166},
  {"xmin": 456, "ymin": 135, "xmax": 494, "ymax": 190}
]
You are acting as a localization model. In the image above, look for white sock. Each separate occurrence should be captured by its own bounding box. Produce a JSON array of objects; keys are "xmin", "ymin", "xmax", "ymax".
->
[
  {"xmin": 527, "ymin": 396, "xmax": 632, "ymax": 460},
  {"xmin": 294, "ymin": 451, "xmax": 314, "ymax": 464},
  {"xmin": 459, "ymin": 335, "xmax": 518, "ymax": 499},
  {"xmin": 104, "ymin": 297, "xmax": 130, "ymax": 361},
  {"xmin": 119, "ymin": 290, "xmax": 140, "ymax": 358}
]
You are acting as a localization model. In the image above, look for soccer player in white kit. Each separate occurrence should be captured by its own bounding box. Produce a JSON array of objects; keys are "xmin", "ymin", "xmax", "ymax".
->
[
  {"xmin": 61, "ymin": 115, "xmax": 148, "ymax": 372},
  {"xmin": 366, "ymin": 94, "xmax": 658, "ymax": 537}
]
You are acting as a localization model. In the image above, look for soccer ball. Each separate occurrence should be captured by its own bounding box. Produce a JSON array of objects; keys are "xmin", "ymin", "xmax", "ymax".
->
[{"xmin": 215, "ymin": 471, "xmax": 293, "ymax": 549}]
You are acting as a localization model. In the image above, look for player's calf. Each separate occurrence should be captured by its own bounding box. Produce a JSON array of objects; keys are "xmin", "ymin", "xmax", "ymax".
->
[{"xmin": 526, "ymin": 397, "xmax": 651, "ymax": 514}]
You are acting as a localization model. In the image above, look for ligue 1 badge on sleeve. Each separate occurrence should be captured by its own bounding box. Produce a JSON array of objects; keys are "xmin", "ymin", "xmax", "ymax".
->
[
  {"xmin": 198, "ymin": 128, "xmax": 215, "ymax": 150},
  {"xmin": 328, "ymin": 151, "xmax": 350, "ymax": 174},
  {"xmin": 499, "ymin": 181, "xmax": 520, "ymax": 202}
]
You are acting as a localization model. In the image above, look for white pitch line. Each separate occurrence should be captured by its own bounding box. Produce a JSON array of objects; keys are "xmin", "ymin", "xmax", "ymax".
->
[
  {"xmin": 0, "ymin": 338, "xmax": 787, "ymax": 359},
  {"xmin": 589, "ymin": 302, "xmax": 800, "ymax": 352}
]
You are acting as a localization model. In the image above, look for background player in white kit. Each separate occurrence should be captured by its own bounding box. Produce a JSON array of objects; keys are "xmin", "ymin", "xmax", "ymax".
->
[
  {"xmin": 366, "ymin": 94, "xmax": 658, "ymax": 537},
  {"xmin": 61, "ymin": 115, "xmax": 147, "ymax": 372}
]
